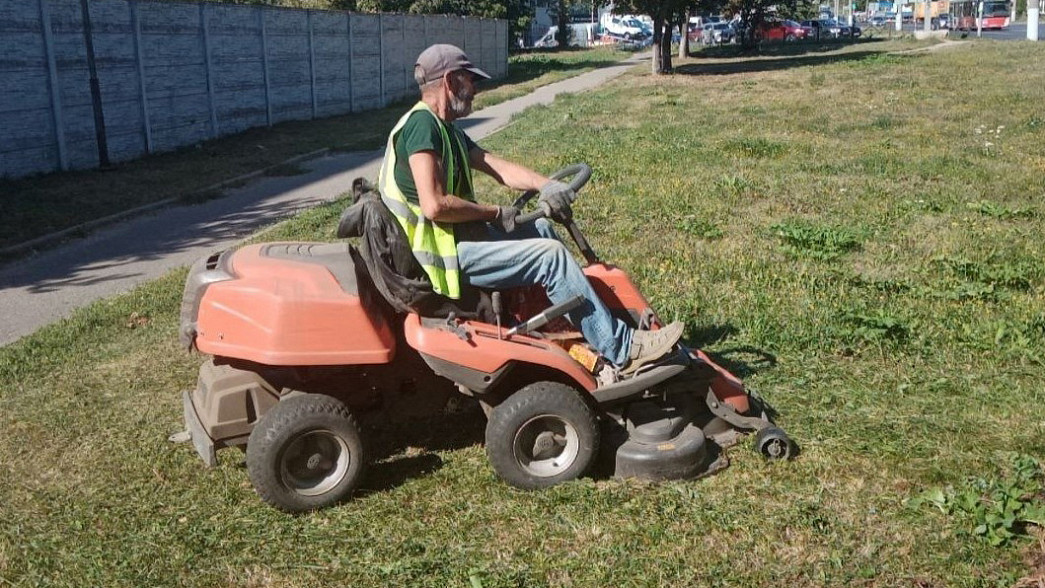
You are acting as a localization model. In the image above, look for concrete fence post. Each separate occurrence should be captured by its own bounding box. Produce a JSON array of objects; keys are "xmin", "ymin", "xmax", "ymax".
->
[
  {"xmin": 199, "ymin": 3, "xmax": 218, "ymax": 137},
  {"xmin": 308, "ymin": 10, "xmax": 317, "ymax": 119},
  {"xmin": 259, "ymin": 7, "xmax": 272, "ymax": 126},
  {"xmin": 348, "ymin": 12, "xmax": 355, "ymax": 112},
  {"xmin": 401, "ymin": 14, "xmax": 407, "ymax": 104},
  {"xmin": 38, "ymin": 0, "xmax": 68, "ymax": 171},
  {"xmin": 130, "ymin": 0, "xmax": 152, "ymax": 154},
  {"xmin": 378, "ymin": 13, "xmax": 385, "ymax": 107}
]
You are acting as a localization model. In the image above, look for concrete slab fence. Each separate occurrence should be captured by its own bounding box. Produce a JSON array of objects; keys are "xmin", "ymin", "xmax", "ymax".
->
[{"xmin": 0, "ymin": 0, "xmax": 508, "ymax": 179}]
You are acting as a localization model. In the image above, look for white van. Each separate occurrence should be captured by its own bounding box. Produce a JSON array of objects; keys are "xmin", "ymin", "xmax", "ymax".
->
[
  {"xmin": 534, "ymin": 23, "xmax": 599, "ymax": 48},
  {"xmin": 601, "ymin": 13, "xmax": 649, "ymax": 39}
]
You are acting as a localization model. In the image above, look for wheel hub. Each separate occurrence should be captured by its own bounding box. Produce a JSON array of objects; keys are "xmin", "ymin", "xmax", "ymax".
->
[
  {"xmin": 513, "ymin": 415, "xmax": 580, "ymax": 478},
  {"xmin": 306, "ymin": 453, "xmax": 324, "ymax": 470},
  {"xmin": 532, "ymin": 431, "xmax": 562, "ymax": 457},
  {"xmin": 280, "ymin": 430, "xmax": 351, "ymax": 496},
  {"xmin": 764, "ymin": 438, "xmax": 787, "ymax": 458}
]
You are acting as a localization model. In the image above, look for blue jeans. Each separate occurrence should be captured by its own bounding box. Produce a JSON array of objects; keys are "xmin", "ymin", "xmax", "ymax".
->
[{"xmin": 456, "ymin": 219, "xmax": 632, "ymax": 367}]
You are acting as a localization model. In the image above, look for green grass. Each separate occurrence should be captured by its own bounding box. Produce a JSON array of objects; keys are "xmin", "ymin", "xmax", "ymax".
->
[
  {"xmin": 3, "ymin": 39, "xmax": 1045, "ymax": 587},
  {"xmin": 0, "ymin": 47, "xmax": 628, "ymax": 252}
]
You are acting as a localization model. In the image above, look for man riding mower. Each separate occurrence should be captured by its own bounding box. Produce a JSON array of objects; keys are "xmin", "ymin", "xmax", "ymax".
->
[{"xmin": 173, "ymin": 45, "xmax": 794, "ymax": 512}]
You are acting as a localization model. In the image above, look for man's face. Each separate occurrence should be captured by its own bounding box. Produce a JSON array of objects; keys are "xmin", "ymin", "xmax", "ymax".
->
[{"xmin": 446, "ymin": 71, "xmax": 476, "ymax": 119}]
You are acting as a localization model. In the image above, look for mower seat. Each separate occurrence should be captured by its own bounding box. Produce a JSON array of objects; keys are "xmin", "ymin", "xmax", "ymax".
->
[{"xmin": 337, "ymin": 178, "xmax": 495, "ymax": 323}]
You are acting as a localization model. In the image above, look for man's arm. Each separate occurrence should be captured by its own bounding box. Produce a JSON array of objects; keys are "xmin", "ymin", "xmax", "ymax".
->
[
  {"xmin": 409, "ymin": 150, "xmax": 499, "ymax": 223},
  {"xmin": 469, "ymin": 147, "xmax": 549, "ymax": 192}
]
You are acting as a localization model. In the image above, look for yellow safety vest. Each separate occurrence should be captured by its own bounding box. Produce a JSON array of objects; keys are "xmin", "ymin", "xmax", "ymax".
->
[{"xmin": 378, "ymin": 102, "xmax": 476, "ymax": 300}]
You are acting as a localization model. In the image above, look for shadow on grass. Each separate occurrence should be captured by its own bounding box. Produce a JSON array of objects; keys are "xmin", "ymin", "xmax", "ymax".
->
[
  {"xmin": 359, "ymin": 401, "xmax": 486, "ymax": 494},
  {"xmin": 679, "ymin": 39, "xmax": 894, "ymax": 76},
  {"xmin": 684, "ymin": 322, "xmax": 777, "ymax": 380}
]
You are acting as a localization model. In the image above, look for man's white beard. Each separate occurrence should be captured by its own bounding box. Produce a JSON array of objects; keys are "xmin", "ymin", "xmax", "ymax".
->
[{"xmin": 448, "ymin": 85, "xmax": 473, "ymax": 119}]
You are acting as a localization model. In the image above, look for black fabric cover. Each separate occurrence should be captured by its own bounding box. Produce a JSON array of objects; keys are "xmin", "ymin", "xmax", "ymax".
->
[{"xmin": 337, "ymin": 178, "xmax": 492, "ymax": 321}]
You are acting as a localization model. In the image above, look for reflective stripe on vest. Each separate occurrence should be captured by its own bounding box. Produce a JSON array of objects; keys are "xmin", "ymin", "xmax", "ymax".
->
[{"xmin": 378, "ymin": 102, "xmax": 475, "ymax": 299}]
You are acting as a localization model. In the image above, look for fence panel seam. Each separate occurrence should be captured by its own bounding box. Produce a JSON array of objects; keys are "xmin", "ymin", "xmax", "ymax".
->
[
  {"xmin": 38, "ymin": 0, "xmax": 67, "ymax": 171},
  {"xmin": 260, "ymin": 8, "xmax": 272, "ymax": 126},
  {"xmin": 199, "ymin": 3, "xmax": 218, "ymax": 137},
  {"xmin": 308, "ymin": 10, "xmax": 316, "ymax": 119},
  {"xmin": 130, "ymin": 1, "xmax": 152, "ymax": 154}
]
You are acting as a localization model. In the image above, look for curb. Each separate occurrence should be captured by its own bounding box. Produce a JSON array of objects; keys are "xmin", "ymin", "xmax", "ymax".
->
[{"xmin": 0, "ymin": 147, "xmax": 330, "ymax": 258}]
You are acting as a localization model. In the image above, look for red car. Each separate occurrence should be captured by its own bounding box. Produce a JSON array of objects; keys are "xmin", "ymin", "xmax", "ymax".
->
[{"xmin": 755, "ymin": 19, "xmax": 808, "ymax": 41}]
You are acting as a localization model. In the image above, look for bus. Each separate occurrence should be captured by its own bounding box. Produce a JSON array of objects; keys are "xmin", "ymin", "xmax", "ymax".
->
[{"xmin": 949, "ymin": 0, "xmax": 1011, "ymax": 30}]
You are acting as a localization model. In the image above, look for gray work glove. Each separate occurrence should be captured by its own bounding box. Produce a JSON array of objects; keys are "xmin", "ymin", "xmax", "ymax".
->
[
  {"xmin": 493, "ymin": 205, "xmax": 518, "ymax": 233},
  {"xmin": 538, "ymin": 180, "xmax": 576, "ymax": 223}
]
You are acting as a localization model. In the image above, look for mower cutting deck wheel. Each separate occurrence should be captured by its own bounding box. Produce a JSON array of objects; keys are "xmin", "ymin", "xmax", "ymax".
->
[
  {"xmin": 753, "ymin": 426, "xmax": 794, "ymax": 460},
  {"xmin": 246, "ymin": 394, "xmax": 366, "ymax": 513},
  {"xmin": 485, "ymin": 382, "xmax": 599, "ymax": 489}
]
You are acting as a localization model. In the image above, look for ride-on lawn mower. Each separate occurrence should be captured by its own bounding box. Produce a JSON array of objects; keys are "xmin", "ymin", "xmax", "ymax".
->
[{"xmin": 174, "ymin": 164, "xmax": 794, "ymax": 512}]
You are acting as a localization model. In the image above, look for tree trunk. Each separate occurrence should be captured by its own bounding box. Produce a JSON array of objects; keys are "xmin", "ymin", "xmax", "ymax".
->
[
  {"xmin": 678, "ymin": 10, "xmax": 691, "ymax": 59},
  {"xmin": 651, "ymin": 14, "xmax": 672, "ymax": 74},
  {"xmin": 556, "ymin": 0, "xmax": 569, "ymax": 48},
  {"xmin": 660, "ymin": 20, "xmax": 673, "ymax": 72}
]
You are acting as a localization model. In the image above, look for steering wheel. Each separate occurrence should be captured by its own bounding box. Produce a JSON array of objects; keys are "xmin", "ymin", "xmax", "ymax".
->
[
  {"xmin": 512, "ymin": 163, "xmax": 592, "ymax": 225},
  {"xmin": 511, "ymin": 163, "xmax": 600, "ymax": 265}
]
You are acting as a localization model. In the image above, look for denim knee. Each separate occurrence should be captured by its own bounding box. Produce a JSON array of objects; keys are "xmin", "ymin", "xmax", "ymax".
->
[{"xmin": 533, "ymin": 218, "xmax": 561, "ymax": 241}]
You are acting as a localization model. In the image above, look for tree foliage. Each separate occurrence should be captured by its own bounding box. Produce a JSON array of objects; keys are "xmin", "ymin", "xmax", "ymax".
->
[
  {"xmin": 724, "ymin": 0, "xmax": 811, "ymax": 48},
  {"xmin": 204, "ymin": 0, "xmax": 533, "ymax": 46}
]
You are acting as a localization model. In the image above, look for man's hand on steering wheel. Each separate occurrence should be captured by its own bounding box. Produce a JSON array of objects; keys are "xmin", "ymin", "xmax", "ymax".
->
[{"xmin": 538, "ymin": 180, "xmax": 576, "ymax": 223}]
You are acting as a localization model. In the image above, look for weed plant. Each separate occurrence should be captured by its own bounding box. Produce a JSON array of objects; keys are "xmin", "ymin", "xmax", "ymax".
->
[{"xmin": 2, "ymin": 40, "xmax": 1044, "ymax": 587}]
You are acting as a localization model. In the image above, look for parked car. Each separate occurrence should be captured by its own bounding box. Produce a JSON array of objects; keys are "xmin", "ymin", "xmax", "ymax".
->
[
  {"xmin": 755, "ymin": 19, "xmax": 809, "ymax": 41},
  {"xmin": 687, "ymin": 22, "xmax": 702, "ymax": 42},
  {"xmin": 801, "ymin": 19, "xmax": 849, "ymax": 40},
  {"xmin": 702, "ymin": 22, "xmax": 734, "ymax": 44},
  {"xmin": 825, "ymin": 19, "xmax": 852, "ymax": 36},
  {"xmin": 603, "ymin": 14, "xmax": 649, "ymax": 40},
  {"xmin": 936, "ymin": 13, "xmax": 952, "ymax": 29},
  {"xmin": 869, "ymin": 14, "xmax": 888, "ymax": 26}
]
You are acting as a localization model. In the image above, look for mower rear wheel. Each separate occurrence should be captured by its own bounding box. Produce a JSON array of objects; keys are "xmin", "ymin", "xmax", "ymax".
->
[
  {"xmin": 485, "ymin": 382, "xmax": 599, "ymax": 490},
  {"xmin": 753, "ymin": 426, "xmax": 794, "ymax": 460},
  {"xmin": 246, "ymin": 394, "xmax": 365, "ymax": 513}
]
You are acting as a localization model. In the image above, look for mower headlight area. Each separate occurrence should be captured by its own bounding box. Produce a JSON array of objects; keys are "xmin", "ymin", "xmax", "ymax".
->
[{"xmin": 179, "ymin": 249, "xmax": 235, "ymax": 349}]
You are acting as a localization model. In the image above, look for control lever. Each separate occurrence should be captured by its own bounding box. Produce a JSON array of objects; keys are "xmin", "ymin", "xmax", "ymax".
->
[
  {"xmin": 445, "ymin": 312, "xmax": 470, "ymax": 341},
  {"xmin": 505, "ymin": 295, "xmax": 585, "ymax": 337},
  {"xmin": 491, "ymin": 292, "xmax": 503, "ymax": 339}
]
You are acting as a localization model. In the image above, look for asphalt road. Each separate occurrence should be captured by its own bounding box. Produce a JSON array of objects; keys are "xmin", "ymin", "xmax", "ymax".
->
[
  {"xmin": 877, "ymin": 21, "xmax": 1041, "ymax": 40},
  {"xmin": 0, "ymin": 54, "xmax": 647, "ymax": 347}
]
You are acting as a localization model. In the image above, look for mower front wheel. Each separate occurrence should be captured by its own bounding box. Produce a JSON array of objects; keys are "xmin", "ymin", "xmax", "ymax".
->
[
  {"xmin": 246, "ymin": 394, "xmax": 366, "ymax": 513},
  {"xmin": 753, "ymin": 426, "xmax": 794, "ymax": 460},
  {"xmin": 485, "ymin": 382, "xmax": 599, "ymax": 490}
]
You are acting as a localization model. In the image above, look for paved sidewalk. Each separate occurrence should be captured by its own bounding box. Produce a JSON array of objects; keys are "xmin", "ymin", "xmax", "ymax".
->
[{"xmin": 0, "ymin": 54, "xmax": 646, "ymax": 346}]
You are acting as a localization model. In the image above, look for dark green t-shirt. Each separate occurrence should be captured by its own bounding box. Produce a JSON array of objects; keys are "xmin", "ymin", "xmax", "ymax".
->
[{"xmin": 393, "ymin": 110, "xmax": 479, "ymax": 206}]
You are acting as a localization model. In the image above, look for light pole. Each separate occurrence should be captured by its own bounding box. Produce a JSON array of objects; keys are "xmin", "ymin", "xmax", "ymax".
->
[{"xmin": 924, "ymin": 0, "xmax": 932, "ymax": 31}]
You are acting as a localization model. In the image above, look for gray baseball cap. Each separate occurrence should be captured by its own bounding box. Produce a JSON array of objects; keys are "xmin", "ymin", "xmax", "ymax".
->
[{"xmin": 415, "ymin": 44, "xmax": 491, "ymax": 84}]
